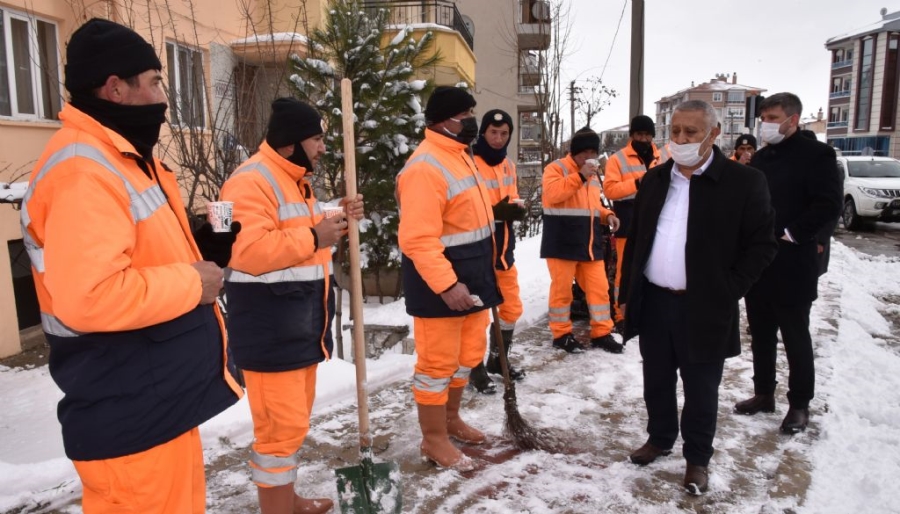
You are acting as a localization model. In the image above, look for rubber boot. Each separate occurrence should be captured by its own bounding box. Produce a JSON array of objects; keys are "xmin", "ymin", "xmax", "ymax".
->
[
  {"xmin": 468, "ymin": 361, "xmax": 496, "ymax": 395},
  {"xmin": 258, "ymin": 484, "xmax": 334, "ymax": 514},
  {"xmin": 294, "ymin": 495, "xmax": 334, "ymax": 514},
  {"xmin": 485, "ymin": 325, "xmax": 525, "ymax": 381},
  {"xmin": 446, "ymin": 387, "xmax": 485, "ymax": 444},
  {"xmin": 417, "ymin": 402, "xmax": 473, "ymax": 470},
  {"xmin": 257, "ymin": 484, "xmax": 295, "ymax": 514}
]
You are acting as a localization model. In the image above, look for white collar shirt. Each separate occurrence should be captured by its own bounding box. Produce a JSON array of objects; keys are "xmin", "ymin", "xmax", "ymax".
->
[{"xmin": 643, "ymin": 151, "xmax": 714, "ymax": 290}]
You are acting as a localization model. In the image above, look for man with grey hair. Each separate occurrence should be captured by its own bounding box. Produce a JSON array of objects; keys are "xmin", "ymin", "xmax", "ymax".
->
[
  {"xmin": 619, "ymin": 100, "xmax": 777, "ymax": 494},
  {"xmin": 735, "ymin": 92, "xmax": 842, "ymax": 435}
]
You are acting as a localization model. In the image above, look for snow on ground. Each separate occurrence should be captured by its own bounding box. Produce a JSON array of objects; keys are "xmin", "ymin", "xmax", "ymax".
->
[{"xmin": 1, "ymin": 235, "xmax": 899, "ymax": 513}]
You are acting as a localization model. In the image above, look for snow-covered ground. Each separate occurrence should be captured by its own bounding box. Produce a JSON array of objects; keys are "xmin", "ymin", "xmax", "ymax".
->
[{"xmin": 1, "ymin": 235, "xmax": 898, "ymax": 513}]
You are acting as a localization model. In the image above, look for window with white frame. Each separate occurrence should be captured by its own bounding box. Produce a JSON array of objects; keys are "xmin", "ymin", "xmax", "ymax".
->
[
  {"xmin": 166, "ymin": 42, "xmax": 206, "ymax": 128},
  {"xmin": 0, "ymin": 8, "xmax": 62, "ymax": 120},
  {"xmin": 712, "ymin": 92, "xmax": 722, "ymax": 103}
]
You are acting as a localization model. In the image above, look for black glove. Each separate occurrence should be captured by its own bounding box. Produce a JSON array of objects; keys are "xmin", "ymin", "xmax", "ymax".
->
[
  {"xmin": 492, "ymin": 196, "xmax": 526, "ymax": 222},
  {"xmin": 193, "ymin": 221, "xmax": 242, "ymax": 267}
]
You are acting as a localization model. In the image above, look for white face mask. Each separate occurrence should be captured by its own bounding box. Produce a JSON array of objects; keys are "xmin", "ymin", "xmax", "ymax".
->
[
  {"xmin": 669, "ymin": 130, "xmax": 711, "ymax": 167},
  {"xmin": 760, "ymin": 118, "xmax": 790, "ymax": 145}
]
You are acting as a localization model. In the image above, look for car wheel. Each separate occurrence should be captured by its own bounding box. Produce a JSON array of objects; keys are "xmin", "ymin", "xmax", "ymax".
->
[{"xmin": 842, "ymin": 197, "xmax": 862, "ymax": 231}]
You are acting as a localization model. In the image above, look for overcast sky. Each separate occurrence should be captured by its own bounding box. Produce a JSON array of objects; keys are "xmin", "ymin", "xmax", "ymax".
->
[{"xmin": 563, "ymin": 0, "xmax": 894, "ymax": 133}]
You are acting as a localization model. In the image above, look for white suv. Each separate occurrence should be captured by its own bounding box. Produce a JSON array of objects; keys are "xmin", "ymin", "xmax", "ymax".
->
[{"xmin": 838, "ymin": 155, "xmax": 900, "ymax": 230}]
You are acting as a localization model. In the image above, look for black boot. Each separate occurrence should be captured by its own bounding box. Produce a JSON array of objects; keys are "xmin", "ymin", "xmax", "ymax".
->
[
  {"xmin": 468, "ymin": 362, "xmax": 496, "ymax": 395},
  {"xmin": 486, "ymin": 325, "xmax": 525, "ymax": 380}
]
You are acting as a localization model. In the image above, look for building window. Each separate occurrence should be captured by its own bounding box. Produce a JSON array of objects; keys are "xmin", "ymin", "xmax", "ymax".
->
[
  {"xmin": 727, "ymin": 91, "xmax": 743, "ymax": 103},
  {"xmin": 855, "ymin": 37, "xmax": 875, "ymax": 131},
  {"xmin": 0, "ymin": 8, "xmax": 61, "ymax": 120},
  {"xmin": 166, "ymin": 42, "xmax": 206, "ymax": 128},
  {"xmin": 880, "ymin": 35, "xmax": 900, "ymax": 130},
  {"xmin": 712, "ymin": 92, "xmax": 722, "ymax": 103}
]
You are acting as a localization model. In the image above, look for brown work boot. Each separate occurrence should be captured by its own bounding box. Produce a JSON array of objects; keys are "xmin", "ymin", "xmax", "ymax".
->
[
  {"xmin": 417, "ymin": 402, "xmax": 474, "ymax": 471},
  {"xmin": 446, "ymin": 387, "xmax": 486, "ymax": 444},
  {"xmin": 734, "ymin": 394, "xmax": 776, "ymax": 415},
  {"xmin": 683, "ymin": 463, "xmax": 709, "ymax": 495},
  {"xmin": 294, "ymin": 495, "xmax": 334, "ymax": 514},
  {"xmin": 629, "ymin": 441, "xmax": 672, "ymax": 465}
]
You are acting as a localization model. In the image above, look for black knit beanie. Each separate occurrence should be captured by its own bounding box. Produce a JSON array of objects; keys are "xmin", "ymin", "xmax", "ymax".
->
[
  {"xmin": 479, "ymin": 109, "xmax": 514, "ymax": 135},
  {"xmin": 629, "ymin": 115, "xmax": 656, "ymax": 137},
  {"xmin": 265, "ymin": 98, "xmax": 324, "ymax": 148},
  {"xmin": 570, "ymin": 126, "xmax": 600, "ymax": 156},
  {"xmin": 735, "ymin": 134, "xmax": 758, "ymax": 149},
  {"xmin": 65, "ymin": 18, "xmax": 162, "ymax": 93},
  {"xmin": 425, "ymin": 86, "xmax": 476, "ymax": 124}
]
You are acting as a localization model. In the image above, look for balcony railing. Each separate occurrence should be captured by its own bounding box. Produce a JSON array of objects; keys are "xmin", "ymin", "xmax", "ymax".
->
[
  {"xmin": 364, "ymin": 1, "xmax": 473, "ymax": 50},
  {"xmin": 827, "ymin": 121, "xmax": 849, "ymax": 128},
  {"xmin": 832, "ymin": 59, "xmax": 853, "ymax": 69},
  {"xmin": 830, "ymin": 90, "xmax": 851, "ymax": 99}
]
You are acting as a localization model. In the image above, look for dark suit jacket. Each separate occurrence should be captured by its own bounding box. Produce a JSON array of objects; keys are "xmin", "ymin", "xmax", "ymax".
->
[
  {"xmin": 747, "ymin": 132, "xmax": 843, "ymax": 302},
  {"xmin": 619, "ymin": 147, "xmax": 777, "ymax": 363}
]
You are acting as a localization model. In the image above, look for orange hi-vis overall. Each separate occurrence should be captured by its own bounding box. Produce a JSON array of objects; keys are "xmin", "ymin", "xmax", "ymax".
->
[
  {"xmin": 398, "ymin": 130, "xmax": 501, "ymax": 405},
  {"xmin": 20, "ymin": 104, "xmax": 241, "ymax": 513},
  {"xmin": 540, "ymin": 155, "xmax": 616, "ymax": 339},
  {"xmin": 603, "ymin": 142, "xmax": 662, "ymax": 322},
  {"xmin": 221, "ymin": 142, "xmax": 335, "ymax": 487},
  {"xmin": 473, "ymin": 153, "xmax": 523, "ymax": 330}
]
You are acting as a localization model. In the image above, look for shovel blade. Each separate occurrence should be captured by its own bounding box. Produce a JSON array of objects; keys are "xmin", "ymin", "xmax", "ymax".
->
[{"xmin": 335, "ymin": 458, "xmax": 401, "ymax": 514}]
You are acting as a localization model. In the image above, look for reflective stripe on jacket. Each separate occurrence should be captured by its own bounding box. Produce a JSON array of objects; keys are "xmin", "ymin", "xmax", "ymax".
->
[
  {"xmin": 397, "ymin": 130, "xmax": 502, "ymax": 318},
  {"xmin": 20, "ymin": 104, "xmax": 241, "ymax": 461},
  {"xmin": 473, "ymin": 154, "xmax": 518, "ymax": 270},
  {"xmin": 221, "ymin": 143, "xmax": 334, "ymax": 372},
  {"xmin": 540, "ymin": 155, "xmax": 614, "ymax": 261},
  {"xmin": 603, "ymin": 142, "xmax": 661, "ymax": 235}
]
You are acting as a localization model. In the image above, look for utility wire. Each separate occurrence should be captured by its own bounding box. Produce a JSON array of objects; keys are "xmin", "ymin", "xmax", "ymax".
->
[{"xmin": 598, "ymin": 0, "xmax": 629, "ymax": 83}]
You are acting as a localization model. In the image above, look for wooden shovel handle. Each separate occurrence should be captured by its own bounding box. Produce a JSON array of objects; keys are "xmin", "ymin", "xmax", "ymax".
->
[{"xmin": 340, "ymin": 78, "xmax": 371, "ymax": 448}]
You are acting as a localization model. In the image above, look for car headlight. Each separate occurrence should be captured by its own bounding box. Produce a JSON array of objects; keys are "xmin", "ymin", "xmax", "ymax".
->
[{"xmin": 859, "ymin": 186, "xmax": 892, "ymax": 198}]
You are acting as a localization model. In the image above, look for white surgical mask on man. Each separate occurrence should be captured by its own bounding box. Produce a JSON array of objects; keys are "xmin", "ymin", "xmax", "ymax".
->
[
  {"xmin": 669, "ymin": 130, "xmax": 711, "ymax": 167},
  {"xmin": 760, "ymin": 118, "xmax": 790, "ymax": 145}
]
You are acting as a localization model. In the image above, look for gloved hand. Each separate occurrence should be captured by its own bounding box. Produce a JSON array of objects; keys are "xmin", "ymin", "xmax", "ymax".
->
[
  {"xmin": 193, "ymin": 221, "xmax": 242, "ymax": 268},
  {"xmin": 492, "ymin": 196, "xmax": 526, "ymax": 222}
]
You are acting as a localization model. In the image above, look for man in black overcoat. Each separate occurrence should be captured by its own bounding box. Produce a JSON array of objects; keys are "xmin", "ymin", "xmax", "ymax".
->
[
  {"xmin": 734, "ymin": 93, "xmax": 843, "ymax": 434},
  {"xmin": 619, "ymin": 100, "xmax": 777, "ymax": 495}
]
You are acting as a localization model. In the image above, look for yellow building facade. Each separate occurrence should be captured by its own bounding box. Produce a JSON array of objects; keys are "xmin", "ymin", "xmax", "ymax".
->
[{"xmin": 0, "ymin": 0, "xmax": 476, "ymax": 357}]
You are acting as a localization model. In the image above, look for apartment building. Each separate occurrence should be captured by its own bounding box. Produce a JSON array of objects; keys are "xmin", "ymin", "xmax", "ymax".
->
[
  {"xmin": 0, "ymin": 0, "xmax": 478, "ymax": 357},
  {"xmin": 654, "ymin": 73, "xmax": 766, "ymax": 152},
  {"xmin": 825, "ymin": 8, "xmax": 900, "ymax": 157}
]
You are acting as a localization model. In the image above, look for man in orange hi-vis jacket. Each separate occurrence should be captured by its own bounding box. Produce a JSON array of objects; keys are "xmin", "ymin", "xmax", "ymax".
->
[
  {"xmin": 19, "ymin": 19, "xmax": 242, "ymax": 513},
  {"xmin": 603, "ymin": 115, "xmax": 663, "ymax": 332},
  {"xmin": 397, "ymin": 86, "xmax": 502, "ymax": 471},
  {"xmin": 542, "ymin": 127, "xmax": 621, "ymax": 354},
  {"xmin": 221, "ymin": 98, "xmax": 363, "ymax": 514},
  {"xmin": 468, "ymin": 109, "xmax": 528, "ymax": 394}
]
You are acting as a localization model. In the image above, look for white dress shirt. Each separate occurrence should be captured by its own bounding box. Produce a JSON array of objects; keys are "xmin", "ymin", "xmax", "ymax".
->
[{"xmin": 643, "ymin": 152, "xmax": 714, "ymax": 290}]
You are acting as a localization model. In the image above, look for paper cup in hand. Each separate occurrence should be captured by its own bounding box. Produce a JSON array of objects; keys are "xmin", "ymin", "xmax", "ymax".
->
[
  {"xmin": 207, "ymin": 201, "xmax": 234, "ymax": 233},
  {"xmin": 585, "ymin": 158, "xmax": 599, "ymax": 167},
  {"xmin": 512, "ymin": 199, "xmax": 525, "ymax": 207},
  {"xmin": 323, "ymin": 207, "xmax": 344, "ymax": 219}
]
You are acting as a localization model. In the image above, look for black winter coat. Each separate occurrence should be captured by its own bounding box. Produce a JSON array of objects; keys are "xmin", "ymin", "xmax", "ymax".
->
[
  {"xmin": 619, "ymin": 147, "xmax": 778, "ymax": 363},
  {"xmin": 747, "ymin": 132, "xmax": 843, "ymax": 303}
]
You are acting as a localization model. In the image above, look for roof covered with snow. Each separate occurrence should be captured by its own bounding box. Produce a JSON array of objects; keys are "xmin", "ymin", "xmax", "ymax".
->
[
  {"xmin": 231, "ymin": 32, "xmax": 307, "ymax": 46},
  {"xmin": 827, "ymin": 10, "xmax": 900, "ymax": 46}
]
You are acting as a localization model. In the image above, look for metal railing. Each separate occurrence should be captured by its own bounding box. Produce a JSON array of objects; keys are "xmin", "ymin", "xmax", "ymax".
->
[
  {"xmin": 829, "ymin": 90, "xmax": 851, "ymax": 99},
  {"xmin": 363, "ymin": 1, "xmax": 474, "ymax": 50},
  {"xmin": 827, "ymin": 120, "xmax": 849, "ymax": 128},
  {"xmin": 831, "ymin": 59, "xmax": 853, "ymax": 69}
]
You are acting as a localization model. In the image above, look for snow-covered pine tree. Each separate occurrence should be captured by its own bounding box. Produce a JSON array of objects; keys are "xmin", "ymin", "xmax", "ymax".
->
[{"xmin": 289, "ymin": 0, "xmax": 439, "ymax": 299}]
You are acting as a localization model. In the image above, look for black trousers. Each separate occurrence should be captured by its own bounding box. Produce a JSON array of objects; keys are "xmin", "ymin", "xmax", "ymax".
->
[
  {"xmin": 744, "ymin": 292, "xmax": 814, "ymax": 409},
  {"xmin": 638, "ymin": 282, "xmax": 725, "ymax": 467}
]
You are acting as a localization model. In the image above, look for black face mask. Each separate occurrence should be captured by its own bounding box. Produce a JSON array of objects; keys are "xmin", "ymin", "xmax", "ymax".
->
[
  {"xmin": 473, "ymin": 134, "xmax": 508, "ymax": 166},
  {"xmin": 631, "ymin": 139, "xmax": 655, "ymax": 165},
  {"xmin": 70, "ymin": 92, "xmax": 167, "ymax": 160},
  {"xmin": 287, "ymin": 142, "xmax": 314, "ymax": 171},
  {"xmin": 445, "ymin": 116, "xmax": 479, "ymax": 145}
]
